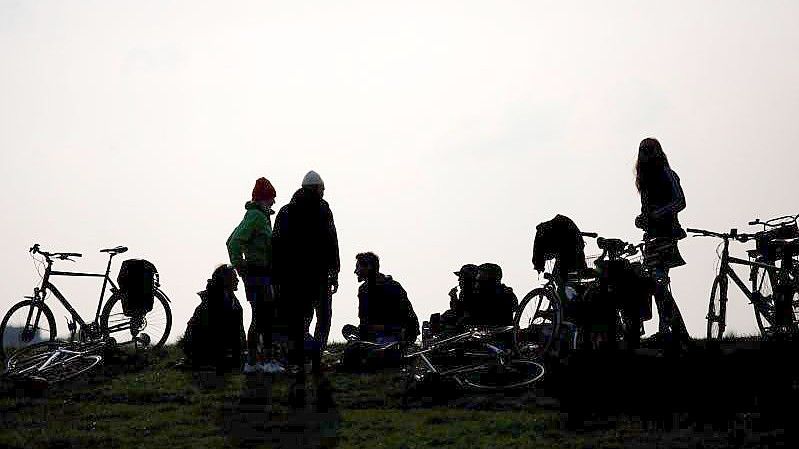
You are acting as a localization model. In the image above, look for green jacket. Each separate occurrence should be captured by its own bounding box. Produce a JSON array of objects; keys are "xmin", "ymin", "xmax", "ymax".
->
[{"xmin": 227, "ymin": 201, "xmax": 274, "ymax": 271}]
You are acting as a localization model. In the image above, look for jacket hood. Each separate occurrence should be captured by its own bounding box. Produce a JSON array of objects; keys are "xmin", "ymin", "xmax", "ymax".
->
[
  {"xmin": 289, "ymin": 187, "xmax": 324, "ymax": 206},
  {"xmin": 245, "ymin": 201, "xmax": 275, "ymax": 215}
]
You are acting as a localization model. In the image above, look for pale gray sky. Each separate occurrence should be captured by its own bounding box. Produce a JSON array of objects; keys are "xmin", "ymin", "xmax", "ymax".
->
[{"xmin": 2, "ymin": 1, "xmax": 797, "ymax": 342}]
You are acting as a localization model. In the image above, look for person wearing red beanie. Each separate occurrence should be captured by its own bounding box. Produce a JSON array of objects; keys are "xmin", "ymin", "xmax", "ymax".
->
[{"xmin": 227, "ymin": 177, "xmax": 283, "ymax": 374}]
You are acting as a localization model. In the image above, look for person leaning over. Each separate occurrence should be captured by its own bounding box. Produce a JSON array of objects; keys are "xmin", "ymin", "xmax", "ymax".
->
[
  {"xmin": 226, "ymin": 177, "xmax": 283, "ymax": 374},
  {"xmin": 272, "ymin": 170, "xmax": 340, "ymax": 406}
]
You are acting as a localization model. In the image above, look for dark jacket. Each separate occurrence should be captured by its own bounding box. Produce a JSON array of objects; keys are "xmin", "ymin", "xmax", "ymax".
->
[
  {"xmin": 182, "ymin": 287, "xmax": 245, "ymax": 365},
  {"xmin": 272, "ymin": 188, "xmax": 340, "ymax": 283},
  {"xmin": 638, "ymin": 168, "xmax": 686, "ymax": 240},
  {"xmin": 358, "ymin": 273, "xmax": 419, "ymax": 343},
  {"xmin": 462, "ymin": 282, "xmax": 518, "ymax": 327},
  {"xmin": 532, "ymin": 214, "xmax": 588, "ymax": 280}
]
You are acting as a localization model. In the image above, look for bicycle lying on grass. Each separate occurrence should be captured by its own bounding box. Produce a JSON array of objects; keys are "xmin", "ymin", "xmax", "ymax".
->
[
  {"xmin": 2, "ymin": 338, "xmax": 110, "ymax": 384},
  {"xmin": 404, "ymin": 325, "xmax": 544, "ymax": 393},
  {"xmin": 688, "ymin": 213, "xmax": 799, "ymax": 339},
  {"xmin": 0, "ymin": 244, "xmax": 172, "ymax": 361}
]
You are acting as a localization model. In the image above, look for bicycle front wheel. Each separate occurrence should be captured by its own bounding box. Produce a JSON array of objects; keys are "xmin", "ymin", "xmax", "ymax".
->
[
  {"xmin": 5, "ymin": 341, "xmax": 102, "ymax": 383},
  {"xmin": 514, "ymin": 287, "xmax": 561, "ymax": 358},
  {"xmin": 0, "ymin": 300, "xmax": 57, "ymax": 361},
  {"xmin": 707, "ymin": 276, "xmax": 727, "ymax": 340},
  {"xmin": 456, "ymin": 359, "xmax": 544, "ymax": 391},
  {"xmin": 100, "ymin": 289, "xmax": 172, "ymax": 350}
]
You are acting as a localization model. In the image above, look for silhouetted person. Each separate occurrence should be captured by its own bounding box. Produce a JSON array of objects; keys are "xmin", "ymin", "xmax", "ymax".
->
[
  {"xmin": 272, "ymin": 170, "xmax": 340, "ymax": 407},
  {"xmin": 227, "ymin": 177, "xmax": 282, "ymax": 373},
  {"xmin": 355, "ymin": 252, "xmax": 419, "ymax": 345},
  {"xmin": 462, "ymin": 263, "xmax": 517, "ymax": 328},
  {"xmin": 183, "ymin": 265, "xmax": 246, "ymax": 374},
  {"xmin": 634, "ymin": 137, "xmax": 689, "ymax": 346},
  {"xmin": 438, "ymin": 264, "xmax": 478, "ymax": 334}
]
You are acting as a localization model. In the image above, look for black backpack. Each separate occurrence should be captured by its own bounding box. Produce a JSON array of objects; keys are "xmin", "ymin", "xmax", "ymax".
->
[{"xmin": 117, "ymin": 259, "xmax": 158, "ymax": 316}]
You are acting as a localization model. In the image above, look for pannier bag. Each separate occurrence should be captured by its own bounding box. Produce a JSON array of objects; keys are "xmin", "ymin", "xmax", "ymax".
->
[
  {"xmin": 756, "ymin": 224, "xmax": 799, "ymax": 262},
  {"xmin": 117, "ymin": 259, "xmax": 158, "ymax": 316}
]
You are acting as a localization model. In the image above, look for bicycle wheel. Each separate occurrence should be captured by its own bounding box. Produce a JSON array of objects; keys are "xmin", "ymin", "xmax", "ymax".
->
[
  {"xmin": 5, "ymin": 340, "xmax": 102, "ymax": 383},
  {"xmin": 456, "ymin": 359, "xmax": 544, "ymax": 391},
  {"xmin": 100, "ymin": 289, "xmax": 172, "ymax": 350},
  {"xmin": 514, "ymin": 288, "xmax": 561, "ymax": 358},
  {"xmin": 707, "ymin": 276, "xmax": 727, "ymax": 340},
  {"xmin": 0, "ymin": 300, "xmax": 57, "ymax": 361},
  {"xmin": 751, "ymin": 265, "xmax": 776, "ymax": 334}
]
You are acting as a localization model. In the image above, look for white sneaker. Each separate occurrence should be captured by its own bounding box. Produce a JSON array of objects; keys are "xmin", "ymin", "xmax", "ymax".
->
[
  {"xmin": 242, "ymin": 363, "xmax": 259, "ymax": 374},
  {"xmin": 260, "ymin": 360, "xmax": 286, "ymax": 374}
]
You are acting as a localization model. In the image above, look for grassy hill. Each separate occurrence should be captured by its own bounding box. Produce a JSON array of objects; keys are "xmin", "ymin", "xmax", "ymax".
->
[{"xmin": 0, "ymin": 342, "xmax": 795, "ymax": 448}]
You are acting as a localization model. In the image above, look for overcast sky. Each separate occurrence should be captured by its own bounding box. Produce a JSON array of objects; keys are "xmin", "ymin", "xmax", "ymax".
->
[{"xmin": 1, "ymin": 1, "xmax": 797, "ymax": 342}]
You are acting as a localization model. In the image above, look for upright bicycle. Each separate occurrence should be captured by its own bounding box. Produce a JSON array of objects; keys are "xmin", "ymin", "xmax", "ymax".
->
[
  {"xmin": 0, "ymin": 244, "xmax": 172, "ymax": 360},
  {"xmin": 688, "ymin": 214, "xmax": 799, "ymax": 339},
  {"xmin": 514, "ymin": 232, "xmax": 599, "ymax": 358}
]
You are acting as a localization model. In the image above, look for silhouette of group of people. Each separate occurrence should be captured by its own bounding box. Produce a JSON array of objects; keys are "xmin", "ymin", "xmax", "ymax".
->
[{"xmin": 182, "ymin": 137, "xmax": 690, "ymax": 406}]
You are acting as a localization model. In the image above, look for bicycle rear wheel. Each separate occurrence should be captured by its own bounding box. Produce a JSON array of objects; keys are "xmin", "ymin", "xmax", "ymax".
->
[
  {"xmin": 100, "ymin": 289, "xmax": 172, "ymax": 350},
  {"xmin": 707, "ymin": 276, "xmax": 727, "ymax": 340},
  {"xmin": 456, "ymin": 359, "xmax": 544, "ymax": 391},
  {"xmin": 514, "ymin": 288, "xmax": 561, "ymax": 358},
  {"xmin": 0, "ymin": 300, "xmax": 57, "ymax": 361}
]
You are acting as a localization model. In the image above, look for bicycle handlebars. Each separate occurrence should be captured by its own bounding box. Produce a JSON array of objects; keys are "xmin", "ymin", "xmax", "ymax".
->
[
  {"xmin": 29, "ymin": 244, "xmax": 83, "ymax": 260},
  {"xmin": 686, "ymin": 228, "xmax": 756, "ymax": 242}
]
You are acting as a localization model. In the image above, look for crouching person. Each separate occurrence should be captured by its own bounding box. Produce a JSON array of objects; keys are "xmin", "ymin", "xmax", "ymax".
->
[
  {"xmin": 181, "ymin": 265, "xmax": 246, "ymax": 374},
  {"xmin": 341, "ymin": 252, "xmax": 419, "ymax": 371}
]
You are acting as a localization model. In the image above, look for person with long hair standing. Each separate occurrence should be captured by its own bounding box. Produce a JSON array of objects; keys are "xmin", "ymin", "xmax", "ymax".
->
[{"xmin": 634, "ymin": 138, "xmax": 690, "ymax": 346}]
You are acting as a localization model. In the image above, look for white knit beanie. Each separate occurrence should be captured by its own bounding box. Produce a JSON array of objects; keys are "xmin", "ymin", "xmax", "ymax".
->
[{"xmin": 301, "ymin": 170, "xmax": 324, "ymax": 187}]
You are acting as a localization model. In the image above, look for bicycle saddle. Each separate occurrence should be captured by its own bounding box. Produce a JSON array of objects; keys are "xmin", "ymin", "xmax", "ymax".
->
[{"xmin": 100, "ymin": 246, "xmax": 128, "ymax": 254}]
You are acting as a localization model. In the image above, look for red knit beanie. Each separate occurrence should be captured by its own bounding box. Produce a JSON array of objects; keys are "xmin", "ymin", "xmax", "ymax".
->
[{"xmin": 252, "ymin": 177, "xmax": 276, "ymax": 202}]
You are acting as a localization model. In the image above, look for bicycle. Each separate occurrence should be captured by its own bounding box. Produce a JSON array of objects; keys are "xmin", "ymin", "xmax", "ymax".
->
[
  {"xmin": 0, "ymin": 244, "xmax": 172, "ymax": 360},
  {"xmin": 514, "ymin": 232, "xmax": 598, "ymax": 358},
  {"xmin": 2, "ymin": 338, "xmax": 109, "ymax": 384},
  {"xmin": 404, "ymin": 325, "xmax": 544, "ymax": 393},
  {"xmin": 688, "ymin": 214, "xmax": 799, "ymax": 339}
]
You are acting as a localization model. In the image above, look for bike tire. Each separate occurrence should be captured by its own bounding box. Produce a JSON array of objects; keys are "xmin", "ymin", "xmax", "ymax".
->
[
  {"xmin": 456, "ymin": 359, "xmax": 544, "ymax": 391},
  {"xmin": 5, "ymin": 340, "xmax": 102, "ymax": 383},
  {"xmin": 0, "ymin": 300, "xmax": 57, "ymax": 362},
  {"xmin": 100, "ymin": 289, "xmax": 172, "ymax": 350},
  {"xmin": 707, "ymin": 276, "xmax": 727, "ymax": 340},
  {"xmin": 514, "ymin": 287, "xmax": 561, "ymax": 359}
]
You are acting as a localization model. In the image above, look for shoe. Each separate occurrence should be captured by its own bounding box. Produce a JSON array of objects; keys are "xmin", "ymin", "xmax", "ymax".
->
[
  {"xmin": 242, "ymin": 363, "xmax": 259, "ymax": 374},
  {"xmin": 260, "ymin": 360, "xmax": 286, "ymax": 374}
]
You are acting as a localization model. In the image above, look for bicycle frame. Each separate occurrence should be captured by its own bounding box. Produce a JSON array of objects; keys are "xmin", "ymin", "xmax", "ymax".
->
[
  {"xmin": 407, "ymin": 328, "xmax": 509, "ymax": 379},
  {"xmin": 34, "ymin": 254, "xmax": 117, "ymax": 334},
  {"xmin": 716, "ymin": 236, "xmax": 780, "ymax": 318}
]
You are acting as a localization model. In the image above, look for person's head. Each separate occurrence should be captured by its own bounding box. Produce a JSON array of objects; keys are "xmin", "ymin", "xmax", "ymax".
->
[
  {"xmin": 354, "ymin": 252, "xmax": 380, "ymax": 282},
  {"xmin": 301, "ymin": 170, "xmax": 325, "ymax": 197},
  {"xmin": 635, "ymin": 138, "xmax": 670, "ymax": 193},
  {"xmin": 476, "ymin": 263, "xmax": 502, "ymax": 288},
  {"xmin": 209, "ymin": 264, "xmax": 239, "ymax": 292},
  {"xmin": 252, "ymin": 177, "xmax": 276, "ymax": 207},
  {"xmin": 454, "ymin": 264, "xmax": 478, "ymax": 292}
]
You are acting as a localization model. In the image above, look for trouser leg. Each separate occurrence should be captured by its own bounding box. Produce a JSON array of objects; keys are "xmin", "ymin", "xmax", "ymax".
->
[{"xmin": 314, "ymin": 292, "xmax": 332, "ymax": 349}]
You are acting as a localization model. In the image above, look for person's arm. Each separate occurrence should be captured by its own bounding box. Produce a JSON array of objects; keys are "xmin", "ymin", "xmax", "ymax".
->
[
  {"xmin": 227, "ymin": 211, "xmax": 260, "ymax": 276},
  {"xmin": 651, "ymin": 170, "xmax": 686, "ymax": 219},
  {"xmin": 325, "ymin": 205, "xmax": 340, "ymax": 293}
]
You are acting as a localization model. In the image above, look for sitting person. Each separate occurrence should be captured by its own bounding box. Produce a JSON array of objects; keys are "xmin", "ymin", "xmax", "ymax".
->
[
  {"xmin": 355, "ymin": 252, "xmax": 419, "ymax": 345},
  {"xmin": 181, "ymin": 265, "xmax": 246, "ymax": 373},
  {"xmin": 340, "ymin": 252, "xmax": 419, "ymax": 371},
  {"xmin": 460, "ymin": 263, "xmax": 518, "ymax": 328},
  {"xmin": 436, "ymin": 264, "xmax": 478, "ymax": 335}
]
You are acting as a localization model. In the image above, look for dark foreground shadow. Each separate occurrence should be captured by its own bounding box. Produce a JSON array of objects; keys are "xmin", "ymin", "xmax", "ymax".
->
[{"xmin": 217, "ymin": 372, "xmax": 341, "ymax": 449}]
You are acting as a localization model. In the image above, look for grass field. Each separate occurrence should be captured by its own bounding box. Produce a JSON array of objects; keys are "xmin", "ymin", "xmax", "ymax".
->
[{"xmin": 0, "ymin": 341, "xmax": 795, "ymax": 449}]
